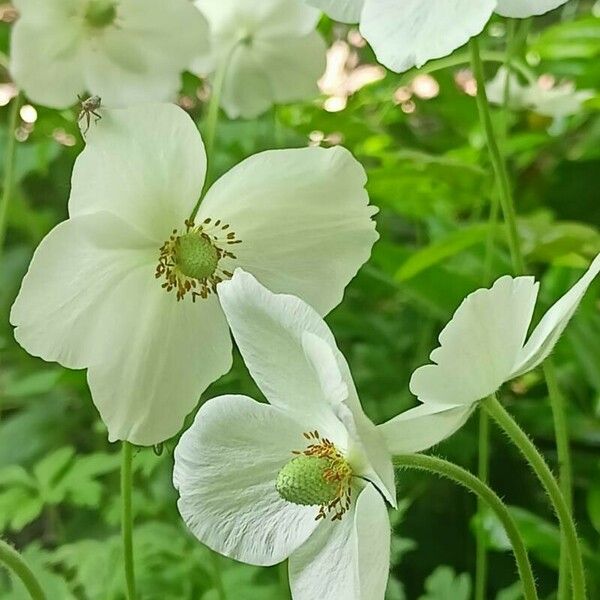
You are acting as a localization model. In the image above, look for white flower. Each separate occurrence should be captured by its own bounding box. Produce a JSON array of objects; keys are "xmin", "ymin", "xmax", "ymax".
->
[
  {"xmin": 381, "ymin": 255, "xmax": 600, "ymax": 454},
  {"xmin": 193, "ymin": 0, "xmax": 327, "ymax": 119},
  {"xmin": 10, "ymin": 104, "xmax": 379, "ymax": 446},
  {"xmin": 10, "ymin": 0, "xmax": 210, "ymax": 109},
  {"xmin": 486, "ymin": 68, "xmax": 594, "ymax": 118},
  {"xmin": 174, "ymin": 270, "xmax": 427, "ymax": 599},
  {"xmin": 306, "ymin": 0, "xmax": 570, "ymax": 73}
]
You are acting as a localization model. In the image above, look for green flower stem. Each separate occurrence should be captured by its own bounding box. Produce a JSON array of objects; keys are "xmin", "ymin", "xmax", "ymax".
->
[
  {"xmin": 393, "ymin": 454, "xmax": 538, "ymax": 600},
  {"xmin": 0, "ymin": 93, "xmax": 22, "ymax": 256},
  {"xmin": 210, "ymin": 551, "xmax": 227, "ymax": 600},
  {"xmin": 475, "ymin": 411, "xmax": 490, "ymax": 600},
  {"xmin": 0, "ymin": 539, "xmax": 45, "ymax": 599},
  {"xmin": 469, "ymin": 37, "xmax": 525, "ymax": 276},
  {"xmin": 544, "ymin": 360, "xmax": 573, "ymax": 600},
  {"xmin": 121, "ymin": 442, "xmax": 137, "ymax": 600},
  {"xmin": 482, "ymin": 395, "xmax": 586, "ymax": 599},
  {"xmin": 190, "ymin": 43, "xmax": 239, "ymax": 223}
]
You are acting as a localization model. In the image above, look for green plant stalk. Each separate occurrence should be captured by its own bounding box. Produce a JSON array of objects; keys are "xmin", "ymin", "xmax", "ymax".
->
[
  {"xmin": 121, "ymin": 442, "xmax": 137, "ymax": 600},
  {"xmin": 544, "ymin": 360, "xmax": 573, "ymax": 600},
  {"xmin": 0, "ymin": 539, "xmax": 46, "ymax": 599},
  {"xmin": 393, "ymin": 454, "xmax": 538, "ymax": 600},
  {"xmin": 469, "ymin": 37, "xmax": 525, "ymax": 276},
  {"xmin": 475, "ymin": 411, "xmax": 490, "ymax": 600},
  {"xmin": 0, "ymin": 93, "xmax": 22, "ymax": 256},
  {"xmin": 189, "ymin": 48, "xmax": 235, "ymax": 223},
  {"xmin": 482, "ymin": 395, "xmax": 586, "ymax": 599},
  {"xmin": 210, "ymin": 551, "xmax": 227, "ymax": 600}
]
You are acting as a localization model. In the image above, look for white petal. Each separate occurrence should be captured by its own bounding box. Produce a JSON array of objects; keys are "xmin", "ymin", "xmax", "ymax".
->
[
  {"xmin": 495, "ymin": 0, "xmax": 569, "ymax": 18},
  {"xmin": 378, "ymin": 403, "xmax": 474, "ymax": 454},
  {"xmin": 69, "ymin": 104, "xmax": 206, "ymax": 242},
  {"xmin": 218, "ymin": 270, "xmax": 396, "ymax": 506},
  {"xmin": 523, "ymin": 84, "xmax": 594, "ymax": 119},
  {"xmin": 219, "ymin": 46, "xmax": 276, "ymax": 119},
  {"xmin": 9, "ymin": 3, "xmax": 85, "ymax": 108},
  {"xmin": 173, "ymin": 395, "xmax": 321, "ymax": 565},
  {"xmin": 289, "ymin": 484, "xmax": 390, "ymax": 600},
  {"xmin": 81, "ymin": 0, "xmax": 209, "ymax": 106},
  {"xmin": 511, "ymin": 254, "xmax": 600, "ymax": 378},
  {"xmin": 10, "ymin": 212, "xmax": 155, "ymax": 369},
  {"xmin": 199, "ymin": 145, "xmax": 377, "ymax": 315},
  {"xmin": 410, "ymin": 276, "xmax": 539, "ymax": 406},
  {"xmin": 218, "ymin": 270, "xmax": 351, "ymax": 445},
  {"xmin": 485, "ymin": 67, "xmax": 528, "ymax": 109},
  {"xmin": 251, "ymin": 31, "xmax": 326, "ymax": 105},
  {"xmin": 196, "ymin": 0, "xmax": 320, "ymax": 38},
  {"xmin": 360, "ymin": 0, "xmax": 495, "ymax": 72},
  {"xmin": 307, "ymin": 0, "xmax": 365, "ymax": 23},
  {"xmin": 86, "ymin": 281, "xmax": 232, "ymax": 445}
]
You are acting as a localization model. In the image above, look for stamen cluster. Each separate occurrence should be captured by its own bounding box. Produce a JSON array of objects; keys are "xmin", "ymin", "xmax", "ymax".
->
[
  {"xmin": 155, "ymin": 218, "xmax": 241, "ymax": 302},
  {"xmin": 283, "ymin": 431, "xmax": 353, "ymax": 522}
]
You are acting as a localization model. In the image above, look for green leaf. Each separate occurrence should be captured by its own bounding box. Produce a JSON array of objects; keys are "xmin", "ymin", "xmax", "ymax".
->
[
  {"xmin": 396, "ymin": 223, "xmax": 491, "ymax": 281},
  {"xmin": 418, "ymin": 566, "xmax": 472, "ymax": 600},
  {"xmin": 533, "ymin": 16, "xmax": 600, "ymax": 60}
]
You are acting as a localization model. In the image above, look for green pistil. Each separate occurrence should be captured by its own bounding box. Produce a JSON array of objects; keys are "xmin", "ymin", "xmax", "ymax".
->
[
  {"xmin": 85, "ymin": 0, "xmax": 118, "ymax": 28},
  {"xmin": 175, "ymin": 232, "xmax": 219, "ymax": 281},
  {"xmin": 276, "ymin": 455, "xmax": 341, "ymax": 506}
]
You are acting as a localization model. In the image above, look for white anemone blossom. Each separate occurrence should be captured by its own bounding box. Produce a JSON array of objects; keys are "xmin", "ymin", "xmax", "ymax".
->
[
  {"xmin": 10, "ymin": 0, "xmax": 210, "ymax": 109},
  {"xmin": 174, "ymin": 270, "xmax": 443, "ymax": 599},
  {"xmin": 193, "ymin": 0, "xmax": 326, "ymax": 119},
  {"xmin": 486, "ymin": 67, "xmax": 594, "ymax": 119},
  {"xmin": 306, "ymin": 0, "xmax": 571, "ymax": 73},
  {"xmin": 10, "ymin": 103, "xmax": 379, "ymax": 446},
  {"xmin": 380, "ymin": 255, "xmax": 600, "ymax": 454}
]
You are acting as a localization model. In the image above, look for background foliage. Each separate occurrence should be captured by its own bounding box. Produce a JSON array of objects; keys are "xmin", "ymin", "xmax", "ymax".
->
[{"xmin": 1, "ymin": 2, "xmax": 599, "ymax": 598}]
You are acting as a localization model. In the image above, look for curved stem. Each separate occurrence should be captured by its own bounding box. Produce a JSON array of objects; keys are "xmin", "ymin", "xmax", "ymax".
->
[
  {"xmin": 393, "ymin": 454, "xmax": 538, "ymax": 600},
  {"xmin": 469, "ymin": 38, "xmax": 525, "ymax": 276},
  {"xmin": 482, "ymin": 395, "xmax": 586, "ymax": 599},
  {"xmin": 0, "ymin": 93, "xmax": 21, "ymax": 255},
  {"xmin": 0, "ymin": 539, "xmax": 45, "ymax": 599},
  {"xmin": 121, "ymin": 442, "xmax": 137, "ymax": 600},
  {"xmin": 475, "ymin": 411, "xmax": 490, "ymax": 600},
  {"xmin": 543, "ymin": 360, "xmax": 573, "ymax": 600}
]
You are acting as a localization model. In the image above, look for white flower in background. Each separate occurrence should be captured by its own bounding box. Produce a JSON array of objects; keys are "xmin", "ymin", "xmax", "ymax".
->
[
  {"xmin": 486, "ymin": 68, "xmax": 594, "ymax": 118},
  {"xmin": 10, "ymin": 0, "xmax": 209, "ymax": 109},
  {"xmin": 174, "ymin": 270, "xmax": 440, "ymax": 599},
  {"xmin": 306, "ymin": 0, "xmax": 570, "ymax": 73},
  {"xmin": 10, "ymin": 104, "xmax": 378, "ymax": 445},
  {"xmin": 192, "ymin": 0, "xmax": 327, "ymax": 119},
  {"xmin": 380, "ymin": 255, "xmax": 600, "ymax": 454}
]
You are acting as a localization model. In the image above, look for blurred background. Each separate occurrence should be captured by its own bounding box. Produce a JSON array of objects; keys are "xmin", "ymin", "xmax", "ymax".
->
[{"xmin": 1, "ymin": 1, "xmax": 599, "ymax": 598}]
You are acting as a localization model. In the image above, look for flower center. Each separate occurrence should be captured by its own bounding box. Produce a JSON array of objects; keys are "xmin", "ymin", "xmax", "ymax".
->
[
  {"xmin": 276, "ymin": 431, "xmax": 353, "ymax": 521},
  {"xmin": 155, "ymin": 218, "xmax": 240, "ymax": 302},
  {"xmin": 85, "ymin": 0, "xmax": 118, "ymax": 28}
]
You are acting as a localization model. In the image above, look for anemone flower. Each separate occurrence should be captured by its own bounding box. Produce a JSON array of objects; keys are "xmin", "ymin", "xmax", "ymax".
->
[
  {"xmin": 10, "ymin": 0, "xmax": 209, "ymax": 108},
  {"xmin": 381, "ymin": 256, "xmax": 600, "ymax": 454},
  {"xmin": 10, "ymin": 104, "xmax": 378, "ymax": 445},
  {"xmin": 174, "ymin": 270, "xmax": 444, "ymax": 599},
  {"xmin": 193, "ymin": 0, "xmax": 326, "ymax": 118},
  {"xmin": 306, "ymin": 0, "xmax": 571, "ymax": 73}
]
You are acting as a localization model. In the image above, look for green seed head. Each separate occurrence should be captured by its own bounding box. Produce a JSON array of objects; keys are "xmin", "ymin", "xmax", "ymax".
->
[
  {"xmin": 85, "ymin": 0, "xmax": 118, "ymax": 28},
  {"xmin": 175, "ymin": 233, "xmax": 219, "ymax": 281},
  {"xmin": 276, "ymin": 455, "xmax": 342, "ymax": 506}
]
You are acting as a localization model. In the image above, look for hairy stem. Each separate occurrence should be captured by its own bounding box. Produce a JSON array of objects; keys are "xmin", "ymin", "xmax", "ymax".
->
[
  {"xmin": 544, "ymin": 360, "xmax": 573, "ymax": 600},
  {"xmin": 483, "ymin": 395, "xmax": 586, "ymax": 599},
  {"xmin": 121, "ymin": 442, "xmax": 137, "ymax": 600},
  {"xmin": 0, "ymin": 93, "xmax": 21, "ymax": 255},
  {"xmin": 393, "ymin": 454, "xmax": 538, "ymax": 600},
  {"xmin": 0, "ymin": 538, "xmax": 45, "ymax": 599}
]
